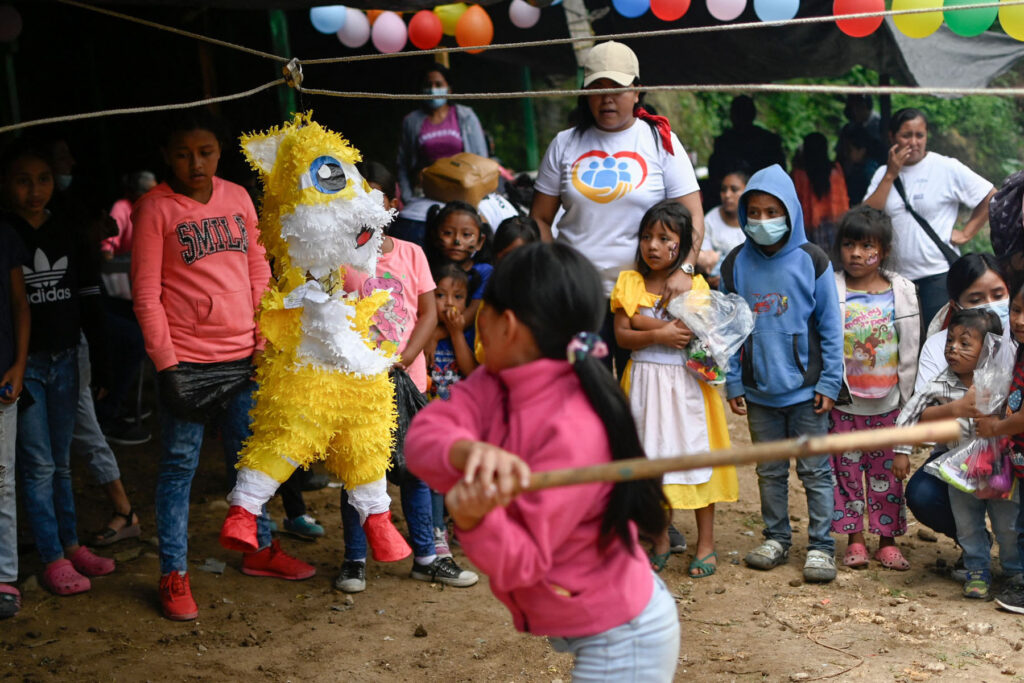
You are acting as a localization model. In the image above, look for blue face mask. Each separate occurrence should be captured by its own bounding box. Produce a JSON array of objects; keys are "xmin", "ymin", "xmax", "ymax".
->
[
  {"xmin": 426, "ymin": 86, "xmax": 448, "ymax": 110},
  {"xmin": 971, "ymin": 299, "xmax": 1010, "ymax": 331},
  {"xmin": 743, "ymin": 216, "xmax": 789, "ymax": 246}
]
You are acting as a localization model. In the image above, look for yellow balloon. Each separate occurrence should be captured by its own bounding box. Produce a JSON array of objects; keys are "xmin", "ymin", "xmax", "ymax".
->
[
  {"xmin": 892, "ymin": 0, "xmax": 943, "ymax": 37},
  {"xmin": 434, "ymin": 2, "xmax": 468, "ymax": 36},
  {"xmin": 1000, "ymin": 0, "xmax": 1024, "ymax": 40}
]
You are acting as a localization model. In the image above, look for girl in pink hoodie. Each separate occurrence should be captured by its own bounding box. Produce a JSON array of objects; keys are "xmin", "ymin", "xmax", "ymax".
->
[{"xmin": 406, "ymin": 242, "xmax": 680, "ymax": 682}]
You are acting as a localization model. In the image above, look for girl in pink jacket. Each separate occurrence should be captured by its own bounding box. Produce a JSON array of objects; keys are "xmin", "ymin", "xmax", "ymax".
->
[{"xmin": 406, "ymin": 242, "xmax": 679, "ymax": 682}]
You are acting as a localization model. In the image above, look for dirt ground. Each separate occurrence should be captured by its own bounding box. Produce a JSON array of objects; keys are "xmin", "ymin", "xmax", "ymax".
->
[{"xmin": 5, "ymin": 405, "xmax": 1024, "ymax": 683}]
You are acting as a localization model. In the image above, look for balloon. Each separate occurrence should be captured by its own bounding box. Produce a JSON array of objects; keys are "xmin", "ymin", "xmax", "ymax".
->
[
  {"xmin": 892, "ymin": 0, "xmax": 943, "ymax": 37},
  {"xmin": 455, "ymin": 4, "xmax": 493, "ymax": 53},
  {"xmin": 0, "ymin": 4, "xmax": 21, "ymax": 42},
  {"xmin": 310, "ymin": 5, "xmax": 347, "ymax": 34},
  {"xmin": 366, "ymin": 10, "xmax": 384, "ymax": 24},
  {"xmin": 337, "ymin": 8, "xmax": 370, "ymax": 48},
  {"xmin": 834, "ymin": 0, "xmax": 883, "ymax": 36},
  {"xmin": 435, "ymin": 3, "xmax": 469, "ymax": 36},
  {"xmin": 409, "ymin": 9, "xmax": 444, "ymax": 48},
  {"xmin": 1001, "ymin": 0, "xmax": 1024, "ymax": 39},
  {"xmin": 525, "ymin": 0, "xmax": 556, "ymax": 6},
  {"xmin": 651, "ymin": 0, "xmax": 691, "ymax": 19},
  {"xmin": 707, "ymin": 0, "xmax": 746, "ymax": 20},
  {"xmin": 371, "ymin": 11, "xmax": 407, "ymax": 53},
  {"xmin": 945, "ymin": 0, "xmax": 996, "ymax": 36},
  {"xmin": 612, "ymin": 0, "xmax": 650, "ymax": 18},
  {"xmin": 509, "ymin": 0, "xmax": 543, "ymax": 27},
  {"xmin": 753, "ymin": 0, "xmax": 798, "ymax": 21}
]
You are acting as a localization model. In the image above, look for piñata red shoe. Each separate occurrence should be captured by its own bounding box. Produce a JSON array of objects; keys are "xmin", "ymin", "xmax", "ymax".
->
[
  {"xmin": 219, "ymin": 505, "xmax": 259, "ymax": 553},
  {"xmin": 363, "ymin": 511, "xmax": 412, "ymax": 562},
  {"xmin": 241, "ymin": 540, "xmax": 316, "ymax": 580}
]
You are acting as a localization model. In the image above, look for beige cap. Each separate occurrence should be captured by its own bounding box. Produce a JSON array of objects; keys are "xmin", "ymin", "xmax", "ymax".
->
[{"xmin": 582, "ymin": 41, "xmax": 639, "ymax": 87}]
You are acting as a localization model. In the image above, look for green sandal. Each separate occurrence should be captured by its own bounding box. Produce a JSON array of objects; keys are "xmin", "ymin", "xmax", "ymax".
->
[
  {"xmin": 650, "ymin": 551, "xmax": 671, "ymax": 573},
  {"xmin": 688, "ymin": 551, "xmax": 718, "ymax": 579}
]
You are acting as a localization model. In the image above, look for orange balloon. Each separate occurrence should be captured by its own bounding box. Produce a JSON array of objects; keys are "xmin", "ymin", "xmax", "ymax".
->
[
  {"xmin": 455, "ymin": 4, "xmax": 493, "ymax": 54},
  {"xmin": 366, "ymin": 9, "xmax": 384, "ymax": 24}
]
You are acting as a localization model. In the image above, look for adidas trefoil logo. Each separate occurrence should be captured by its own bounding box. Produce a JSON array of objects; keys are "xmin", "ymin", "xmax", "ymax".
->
[{"xmin": 23, "ymin": 249, "xmax": 72, "ymax": 303}]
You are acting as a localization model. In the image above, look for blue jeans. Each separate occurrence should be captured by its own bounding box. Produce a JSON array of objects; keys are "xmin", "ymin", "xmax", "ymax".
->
[
  {"xmin": 341, "ymin": 473, "xmax": 434, "ymax": 560},
  {"xmin": 16, "ymin": 349, "xmax": 80, "ymax": 563},
  {"xmin": 549, "ymin": 573, "xmax": 679, "ymax": 683},
  {"xmin": 747, "ymin": 400, "xmax": 835, "ymax": 554},
  {"xmin": 948, "ymin": 486, "xmax": 1022, "ymax": 575},
  {"xmin": 71, "ymin": 336, "xmax": 121, "ymax": 485},
  {"xmin": 0, "ymin": 401, "xmax": 18, "ymax": 582},
  {"xmin": 906, "ymin": 447, "xmax": 958, "ymax": 541},
  {"xmin": 156, "ymin": 379, "xmax": 271, "ymax": 574}
]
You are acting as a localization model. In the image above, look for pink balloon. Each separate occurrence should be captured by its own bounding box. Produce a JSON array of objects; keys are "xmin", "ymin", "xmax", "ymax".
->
[
  {"xmin": 371, "ymin": 11, "xmax": 407, "ymax": 54},
  {"xmin": 337, "ymin": 8, "xmax": 370, "ymax": 48},
  {"xmin": 707, "ymin": 0, "xmax": 746, "ymax": 20},
  {"xmin": 0, "ymin": 5, "xmax": 23, "ymax": 42}
]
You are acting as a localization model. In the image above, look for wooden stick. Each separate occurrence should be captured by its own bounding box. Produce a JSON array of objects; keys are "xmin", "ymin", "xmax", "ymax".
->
[{"xmin": 526, "ymin": 419, "xmax": 960, "ymax": 492}]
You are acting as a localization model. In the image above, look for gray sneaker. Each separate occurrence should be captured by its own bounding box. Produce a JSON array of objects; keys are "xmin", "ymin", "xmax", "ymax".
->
[
  {"xmin": 667, "ymin": 524, "xmax": 687, "ymax": 554},
  {"xmin": 410, "ymin": 556, "xmax": 479, "ymax": 587},
  {"xmin": 803, "ymin": 550, "xmax": 837, "ymax": 583},
  {"xmin": 334, "ymin": 560, "xmax": 366, "ymax": 593},
  {"xmin": 744, "ymin": 539, "xmax": 788, "ymax": 570}
]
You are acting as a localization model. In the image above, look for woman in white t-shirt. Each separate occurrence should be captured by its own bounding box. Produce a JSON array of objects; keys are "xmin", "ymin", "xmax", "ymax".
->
[
  {"xmin": 864, "ymin": 108, "xmax": 996, "ymax": 325},
  {"xmin": 697, "ymin": 169, "xmax": 748, "ymax": 288},
  {"xmin": 530, "ymin": 41, "xmax": 702, "ymax": 373}
]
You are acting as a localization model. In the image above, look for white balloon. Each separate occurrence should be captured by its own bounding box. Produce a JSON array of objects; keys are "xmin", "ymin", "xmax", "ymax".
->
[
  {"xmin": 509, "ymin": 0, "xmax": 542, "ymax": 28},
  {"xmin": 371, "ymin": 11, "xmax": 407, "ymax": 54},
  {"xmin": 337, "ymin": 8, "xmax": 370, "ymax": 48},
  {"xmin": 707, "ymin": 0, "xmax": 746, "ymax": 20}
]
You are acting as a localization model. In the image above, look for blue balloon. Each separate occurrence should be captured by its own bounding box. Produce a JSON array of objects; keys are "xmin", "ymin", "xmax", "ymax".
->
[
  {"xmin": 310, "ymin": 5, "xmax": 348, "ymax": 34},
  {"xmin": 612, "ymin": 0, "xmax": 651, "ymax": 18},
  {"xmin": 753, "ymin": 0, "xmax": 799, "ymax": 21}
]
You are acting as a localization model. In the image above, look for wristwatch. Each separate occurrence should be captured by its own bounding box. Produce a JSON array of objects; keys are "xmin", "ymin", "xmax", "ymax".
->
[{"xmin": 681, "ymin": 263, "xmax": 695, "ymax": 275}]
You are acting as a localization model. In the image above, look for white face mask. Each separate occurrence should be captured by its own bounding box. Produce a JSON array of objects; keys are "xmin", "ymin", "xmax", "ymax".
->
[
  {"xmin": 970, "ymin": 299, "xmax": 1010, "ymax": 331},
  {"xmin": 55, "ymin": 174, "xmax": 73, "ymax": 191},
  {"xmin": 743, "ymin": 216, "xmax": 789, "ymax": 246}
]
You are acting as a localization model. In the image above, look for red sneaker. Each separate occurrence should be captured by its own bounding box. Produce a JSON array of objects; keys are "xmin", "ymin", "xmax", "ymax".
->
[
  {"xmin": 242, "ymin": 540, "xmax": 316, "ymax": 580},
  {"xmin": 159, "ymin": 572, "xmax": 198, "ymax": 621},
  {"xmin": 220, "ymin": 505, "xmax": 259, "ymax": 553},
  {"xmin": 363, "ymin": 511, "xmax": 412, "ymax": 563}
]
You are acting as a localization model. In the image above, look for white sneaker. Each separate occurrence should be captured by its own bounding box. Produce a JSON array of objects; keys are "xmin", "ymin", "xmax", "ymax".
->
[
  {"xmin": 744, "ymin": 539, "xmax": 788, "ymax": 570},
  {"xmin": 803, "ymin": 550, "xmax": 837, "ymax": 583}
]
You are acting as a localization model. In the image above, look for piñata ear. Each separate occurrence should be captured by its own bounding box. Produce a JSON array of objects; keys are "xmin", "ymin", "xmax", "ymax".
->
[{"xmin": 240, "ymin": 130, "xmax": 286, "ymax": 175}]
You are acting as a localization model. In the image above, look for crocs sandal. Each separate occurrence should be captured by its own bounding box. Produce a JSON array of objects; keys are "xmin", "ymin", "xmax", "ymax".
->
[
  {"xmin": 0, "ymin": 584, "xmax": 20, "ymax": 619},
  {"xmin": 42, "ymin": 559, "xmax": 90, "ymax": 596},
  {"xmin": 874, "ymin": 545, "xmax": 910, "ymax": 571},
  {"xmin": 93, "ymin": 508, "xmax": 141, "ymax": 547},
  {"xmin": 688, "ymin": 551, "xmax": 717, "ymax": 579},
  {"xmin": 69, "ymin": 546, "xmax": 116, "ymax": 577},
  {"xmin": 650, "ymin": 550, "xmax": 671, "ymax": 573},
  {"xmin": 843, "ymin": 542, "xmax": 870, "ymax": 568}
]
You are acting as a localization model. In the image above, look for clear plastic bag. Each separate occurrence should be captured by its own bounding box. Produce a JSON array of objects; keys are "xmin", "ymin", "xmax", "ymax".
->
[
  {"xmin": 974, "ymin": 332, "xmax": 1016, "ymax": 415},
  {"xmin": 924, "ymin": 437, "xmax": 1015, "ymax": 499},
  {"xmin": 666, "ymin": 285, "xmax": 755, "ymax": 375}
]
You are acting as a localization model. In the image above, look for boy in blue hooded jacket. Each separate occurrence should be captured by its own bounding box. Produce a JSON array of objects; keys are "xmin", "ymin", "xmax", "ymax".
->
[{"xmin": 721, "ymin": 164, "xmax": 843, "ymax": 583}]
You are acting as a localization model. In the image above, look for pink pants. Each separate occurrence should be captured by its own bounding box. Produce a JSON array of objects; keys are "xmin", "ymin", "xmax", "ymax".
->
[{"xmin": 828, "ymin": 409, "xmax": 907, "ymax": 537}]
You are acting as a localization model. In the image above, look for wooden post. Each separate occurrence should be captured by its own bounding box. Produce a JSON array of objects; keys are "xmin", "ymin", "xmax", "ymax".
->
[{"xmin": 527, "ymin": 420, "xmax": 961, "ymax": 492}]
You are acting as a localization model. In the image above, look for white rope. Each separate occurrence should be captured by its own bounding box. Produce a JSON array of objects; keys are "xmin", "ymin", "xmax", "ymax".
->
[
  {"xmin": 301, "ymin": 0, "xmax": 1024, "ymax": 65},
  {"xmin": 297, "ymin": 81, "xmax": 1024, "ymax": 100},
  {"xmin": 57, "ymin": 0, "xmax": 289, "ymax": 63},
  {"xmin": 0, "ymin": 79, "xmax": 286, "ymax": 135}
]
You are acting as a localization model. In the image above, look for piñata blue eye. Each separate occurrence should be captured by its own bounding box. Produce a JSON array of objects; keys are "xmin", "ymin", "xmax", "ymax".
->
[{"xmin": 307, "ymin": 156, "xmax": 346, "ymax": 193}]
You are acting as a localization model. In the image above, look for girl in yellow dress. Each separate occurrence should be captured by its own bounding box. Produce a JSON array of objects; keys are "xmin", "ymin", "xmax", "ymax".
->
[{"xmin": 612, "ymin": 200, "xmax": 739, "ymax": 578}]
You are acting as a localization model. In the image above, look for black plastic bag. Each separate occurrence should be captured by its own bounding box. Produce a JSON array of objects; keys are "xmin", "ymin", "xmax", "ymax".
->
[
  {"xmin": 158, "ymin": 359, "xmax": 253, "ymax": 423},
  {"xmin": 388, "ymin": 367, "xmax": 428, "ymax": 485}
]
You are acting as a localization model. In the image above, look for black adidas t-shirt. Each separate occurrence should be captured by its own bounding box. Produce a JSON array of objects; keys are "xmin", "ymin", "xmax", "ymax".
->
[{"xmin": 0, "ymin": 221, "xmax": 29, "ymax": 375}]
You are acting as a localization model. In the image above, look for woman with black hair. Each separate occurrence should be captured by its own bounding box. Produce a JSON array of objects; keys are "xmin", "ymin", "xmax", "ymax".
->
[
  {"xmin": 406, "ymin": 242, "xmax": 678, "ymax": 681},
  {"xmin": 792, "ymin": 132, "xmax": 849, "ymax": 255},
  {"xmin": 864, "ymin": 108, "xmax": 996, "ymax": 324},
  {"xmin": 396, "ymin": 64, "xmax": 488, "ymax": 201},
  {"xmin": 529, "ymin": 41, "xmax": 703, "ymax": 374}
]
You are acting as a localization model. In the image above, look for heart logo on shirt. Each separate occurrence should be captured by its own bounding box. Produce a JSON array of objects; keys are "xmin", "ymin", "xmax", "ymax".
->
[{"xmin": 570, "ymin": 151, "xmax": 648, "ymax": 203}]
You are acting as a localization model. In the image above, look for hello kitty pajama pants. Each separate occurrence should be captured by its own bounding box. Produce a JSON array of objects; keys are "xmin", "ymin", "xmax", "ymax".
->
[{"xmin": 828, "ymin": 409, "xmax": 907, "ymax": 537}]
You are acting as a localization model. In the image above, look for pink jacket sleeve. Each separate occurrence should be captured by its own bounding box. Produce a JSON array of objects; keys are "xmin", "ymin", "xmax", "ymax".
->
[
  {"xmin": 243, "ymin": 202, "xmax": 270, "ymax": 351},
  {"xmin": 131, "ymin": 199, "xmax": 178, "ymax": 371}
]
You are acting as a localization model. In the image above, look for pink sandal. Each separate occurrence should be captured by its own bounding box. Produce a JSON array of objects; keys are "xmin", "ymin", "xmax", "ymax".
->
[
  {"xmin": 42, "ymin": 559, "xmax": 90, "ymax": 596},
  {"xmin": 874, "ymin": 545, "xmax": 910, "ymax": 571},
  {"xmin": 843, "ymin": 542, "xmax": 870, "ymax": 568},
  {"xmin": 69, "ymin": 546, "xmax": 116, "ymax": 577}
]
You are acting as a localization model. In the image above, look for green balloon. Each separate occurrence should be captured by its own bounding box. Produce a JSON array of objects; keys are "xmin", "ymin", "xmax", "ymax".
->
[{"xmin": 944, "ymin": 0, "xmax": 996, "ymax": 36}]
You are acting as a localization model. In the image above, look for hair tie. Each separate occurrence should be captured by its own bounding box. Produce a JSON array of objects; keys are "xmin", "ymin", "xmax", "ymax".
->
[
  {"xmin": 566, "ymin": 332, "xmax": 609, "ymax": 364},
  {"xmin": 634, "ymin": 107, "xmax": 675, "ymax": 155}
]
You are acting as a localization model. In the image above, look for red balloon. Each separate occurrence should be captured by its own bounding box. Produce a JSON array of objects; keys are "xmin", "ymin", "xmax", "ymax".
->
[
  {"xmin": 834, "ymin": 0, "xmax": 883, "ymax": 37},
  {"xmin": 651, "ymin": 0, "xmax": 691, "ymax": 21},
  {"xmin": 409, "ymin": 9, "xmax": 443, "ymax": 49}
]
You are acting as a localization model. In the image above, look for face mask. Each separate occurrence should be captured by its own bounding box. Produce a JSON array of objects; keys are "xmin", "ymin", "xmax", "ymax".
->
[
  {"xmin": 743, "ymin": 217, "xmax": 789, "ymax": 246},
  {"xmin": 970, "ymin": 299, "xmax": 1010, "ymax": 330},
  {"xmin": 55, "ymin": 174, "xmax": 73, "ymax": 191},
  {"xmin": 426, "ymin": 86, "xmax": 448, "ymax": 110}
]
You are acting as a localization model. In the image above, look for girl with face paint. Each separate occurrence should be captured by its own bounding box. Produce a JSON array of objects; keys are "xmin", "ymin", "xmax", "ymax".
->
[{"xmin": 829, "ymin": 206, "xmax": 922, "ymax": 571}]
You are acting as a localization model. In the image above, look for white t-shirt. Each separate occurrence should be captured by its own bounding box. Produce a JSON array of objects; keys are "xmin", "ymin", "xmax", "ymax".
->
[
  {"xmin": 535, "ymin": 121, "xmax": 699, "ymax": 295},
  {"xmin": 701, "ymin": 205, "xmax": 746, "ymax": 255},
  {"xmin": 865, "ymin": 152, "xmax": 992, "ymax": 281}
]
